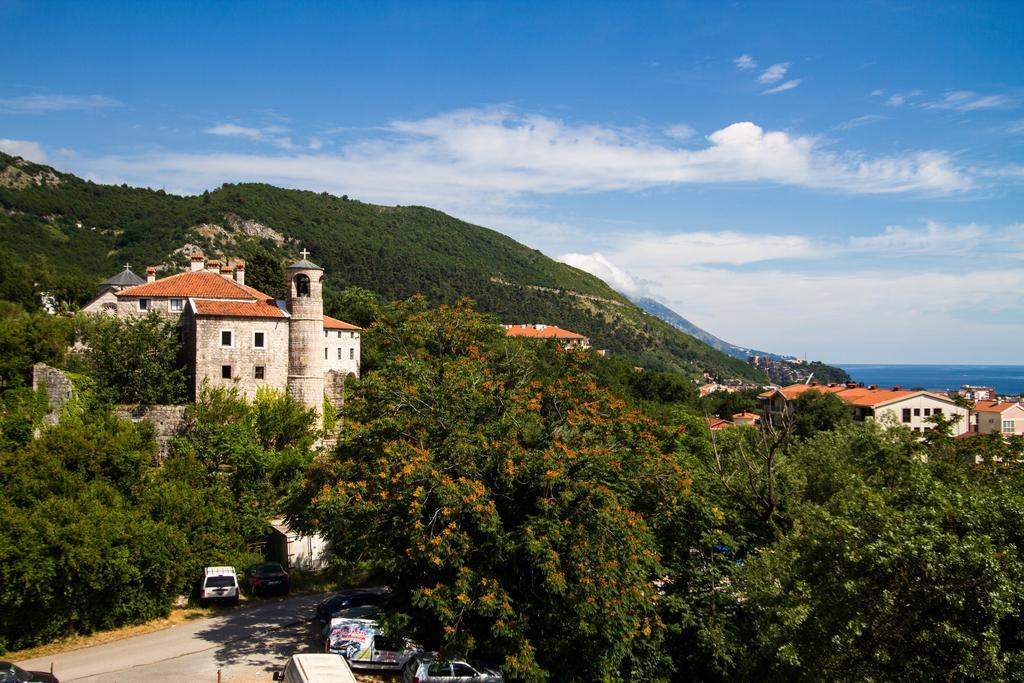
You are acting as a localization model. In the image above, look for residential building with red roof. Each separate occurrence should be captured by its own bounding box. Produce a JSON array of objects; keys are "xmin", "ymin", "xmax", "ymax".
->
[
  {"xmin": 84, "ymin": 251, "xmax": 360, "ymax": 409},
  {"xmin": 759, "ymin": 382, "xmax": 970, "ymax": 437},
  {"xmin": 973, "ymin": 401, "xmax": 1024, "ymax": 437},
  {"xmin": 503, "ymin": 324, "xmax": 590, "ymax": 349}
]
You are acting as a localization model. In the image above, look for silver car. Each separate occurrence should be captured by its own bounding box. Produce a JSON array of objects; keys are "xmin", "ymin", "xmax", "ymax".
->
[{"xmin": 402, "ymin": 654, "xmax": 503, "ymax": 683}]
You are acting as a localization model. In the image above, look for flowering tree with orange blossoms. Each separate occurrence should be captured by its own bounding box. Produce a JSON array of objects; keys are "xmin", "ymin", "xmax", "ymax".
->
[{"xmin": 291, "ymin": 297, "xmax": 718, "ymax": 681}]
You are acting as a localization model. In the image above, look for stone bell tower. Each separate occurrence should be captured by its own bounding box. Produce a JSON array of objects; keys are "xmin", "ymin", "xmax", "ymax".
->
[{"xmin": 286, "ymin": 250, "xmax": 325, "ymax": 413}]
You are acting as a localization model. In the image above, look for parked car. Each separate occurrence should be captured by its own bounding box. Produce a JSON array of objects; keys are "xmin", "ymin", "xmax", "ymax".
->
[
  {"xmin": 244, "ymin": 561, "xmax": 290, "ymax": 596},
  {"xmin": 315, "ymin": 587, "xmax": 391, "ymax": 623},
  {"xmin": 199, "ymin": 566, "xmax": 240, "ymax": 606},
  {"xmin": 402, "ymin": 653, "xmax": 504, "ymax": 683},
  {"xmin": 272, "ymin": 653, "xmax": 356, "ymax": 683},
  {"xmin": 324, "ymin": 617, "xmax": 422, "ymax": 670},
  {"xmin": 0, "ymin": 662, "xmax": 59, "ymax": 683}
]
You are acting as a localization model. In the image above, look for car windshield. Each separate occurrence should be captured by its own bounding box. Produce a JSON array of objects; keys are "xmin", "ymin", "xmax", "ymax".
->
[
  {"xmin": 205, "ymin": 575, "xmax": 235, "ymax": 587},
  {"xmin": 1, "ymin": 663, "xmax": 31, "ymax": 682},
  {"xmin": 254, "ymin": 564, "xmax": 285, "ymax": 577}
]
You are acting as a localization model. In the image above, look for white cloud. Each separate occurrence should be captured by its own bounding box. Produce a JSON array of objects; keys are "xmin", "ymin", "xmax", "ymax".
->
[
  {"xmin": 558, "ymin": 252, "xmax": 646, "ymax": 297},
  {"xmin": 870, "ymin": 89, "xmax": 885, "ymax": 97},
  {"xmin": 0, "ymin": 138, "xmax": 47, "ymax": 162},
  {"xmin": 664, "ymin": 123, "xmax": 697, "ymax": 140},
  {"xmin": 566, "ymin": 223, "xmax": 1024, "ymax": 362},
  {"xmin": 204, "ymin": 122, "xmax": 295, "ymax": 150},
  {"xmin": 886, "ymin": 94, "xmax": 907, "ymax": 107},
  {"xmin": 849, "ymin": 220, "xmax": 987, "ymax": 254},
  {"xmin": 1008, "ymin": 120, "xmax": 1024, "ymax": 135},
  {"xmin": 923, "ymin": 90, "xmax": 1012, "ymax": 111},
  {"xmin": 71, "ymin": 108, "xmax": 976, "ymax": 214},
  {"xmin": 733, "ymin": 54, "xmax": 757, "ymax": 71},
  {"xmin": 757, "ymin": 62, "xmax": 790, "ymax": 84},
  {"xmin": 0, "ymin": 94, "xmax": 123, "ymax": 114},
  {"xmin": 761, "ymin": 79, "xmax": 801, "ymax": 95},
  {"xmin": 834, "ymin": 114, "xmax": 887, "ymax": 130}
]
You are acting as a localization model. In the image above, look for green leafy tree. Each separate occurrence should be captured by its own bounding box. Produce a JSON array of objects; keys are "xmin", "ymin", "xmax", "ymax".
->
[
  {"xmin": 791, "ymin": 389, "xmax": 852, "ymax": 438},
  {"xmin": 290, "ymin": 298, "xmax": 711, "ymax": 681},
  {"xmin": 83, "ymin": 313, "xmax": 188, "ymax": 404}
]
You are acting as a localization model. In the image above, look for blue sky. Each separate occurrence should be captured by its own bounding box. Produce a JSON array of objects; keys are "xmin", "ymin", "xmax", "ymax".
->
[{"xmin": 2, "ymin": 1, "xmax": 1022, "ymax": 363}]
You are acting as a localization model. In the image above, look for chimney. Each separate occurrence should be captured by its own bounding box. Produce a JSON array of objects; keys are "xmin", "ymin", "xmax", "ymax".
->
[
  {"xmin": 206, "ymin": 259, "xmax": 221, "ymax": 273},
  {"xmin": 220, "ymin": 264, "xmax": 233, "ymax": 279},
  {"xmin": 146, "ymin": 266, "xmax": 156, "ymax": 283},
  {"xmin": 190, "ymin": 251, "xmax": 205, "ymax": 272},
  {"xmin": 234, "ymin": 260, "xmax": 245, "ymax": 286}
]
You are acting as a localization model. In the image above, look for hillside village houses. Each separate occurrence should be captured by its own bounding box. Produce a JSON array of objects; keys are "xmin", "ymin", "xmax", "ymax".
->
[
  {"xmin": 81, "ymin": 250, "xmax": 360, "ymax": 413},
  {"xmin": 759, "ymin": 382, "xmax": 972, "ymax": 437}
]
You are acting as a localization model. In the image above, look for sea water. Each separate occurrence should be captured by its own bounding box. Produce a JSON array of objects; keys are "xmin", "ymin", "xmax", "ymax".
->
[{"xmin": 838, "ymin": 364, "xmax": 1024, "ymax": 397}]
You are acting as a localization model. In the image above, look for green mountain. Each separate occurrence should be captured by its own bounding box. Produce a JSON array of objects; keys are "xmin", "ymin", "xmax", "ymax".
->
[{"xmin": 0, "ymin": 152, "xmax": 764, "ymax": 381}]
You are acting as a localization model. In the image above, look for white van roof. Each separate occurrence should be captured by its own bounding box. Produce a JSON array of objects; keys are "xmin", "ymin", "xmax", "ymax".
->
[
  {"xmin": 290, "ymin": 654, "xmax": 357, "ymax": 682},
  {"xmin": 203, "ymin": 566, "xmax": 236, "ymax": 576}
]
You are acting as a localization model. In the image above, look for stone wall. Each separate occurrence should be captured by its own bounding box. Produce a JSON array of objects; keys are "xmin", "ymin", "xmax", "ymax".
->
[
  {"xmin": 192, "ymin": 315, "xmax": 290, "ymax": 401},
  {"xmin": 112, "ymin": 404, "xmax": 189, "ymax": 461},
  {"xmin": 32, "ymin": 363, "xmax": 74, "ymax": 425}
]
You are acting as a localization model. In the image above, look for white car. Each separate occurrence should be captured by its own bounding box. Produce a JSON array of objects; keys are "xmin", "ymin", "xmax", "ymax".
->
[
  {"xmin": 199, "ymin": 566, "xmax": 240, "ymax": 606},
  {"xmin": 401, "ymin": 653, "xmax": 504, "ymax": 682}
]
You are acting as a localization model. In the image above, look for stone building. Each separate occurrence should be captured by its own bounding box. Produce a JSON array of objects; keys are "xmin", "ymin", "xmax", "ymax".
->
[
  {"xmin": 79, "ymin": 264, "xmax": 146, "ymax": 314},
  {"xmin": 83, "ymin": 251, "xmax": 360, "ymax": 412}
]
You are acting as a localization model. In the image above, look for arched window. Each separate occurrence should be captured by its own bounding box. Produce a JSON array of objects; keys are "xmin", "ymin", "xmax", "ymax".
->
[{"xmin": 295, "ymin": 274, "xmax": 310, "ymax": 297}]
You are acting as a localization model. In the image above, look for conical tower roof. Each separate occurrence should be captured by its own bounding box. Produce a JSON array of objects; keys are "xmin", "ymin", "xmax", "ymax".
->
[{"xmin": 101, "ymin": 265, "xmax": 146, "ymax": 287}]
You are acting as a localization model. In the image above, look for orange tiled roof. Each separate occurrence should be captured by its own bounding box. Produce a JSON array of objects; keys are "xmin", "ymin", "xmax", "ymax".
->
[
  {"xmin": 761, "ymin": 383, "xmax": 957, "ymax": 408},
  {"xmin": 324, "ymin": 315, "xmax": 361, "ymax": 331},
  {"xmin": 504, "ymin": 324, "xmax": 586, "ymax": 340},
  {"xmin": 192, "ymin": 298, "xmax": 285, "ymax": 318},
  {"xmin": 118, "ymin": 271, "xmax": 271, "ymax": 300},
  {"xmin": 974, "ymin": 401, "xmax": 1021, "ymax": 413},
  {"xmin": 706, "ymin": 417, "xmax": 733, "ymax": 430},
  {"xmin": 732, "ymin": 412, "xmax": 760, "ymax": 419}
]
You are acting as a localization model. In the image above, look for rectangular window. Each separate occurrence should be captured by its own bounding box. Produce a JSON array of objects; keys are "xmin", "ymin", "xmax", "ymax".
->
[
  {"xmin": 170, "ymin": 298, "xmax": 184, "ymax": 312},
  {"xmin": 138, "ymin": 298, "xmax": 151, "ymax": 311},
  {"xmin": 913, "ymin": 408, "xmax": 920, "ymax": 416},
  {"xmin": 337, "ymin": 347, "xmax": 342, "ymax": 360},
  {"xmin": 324, "ymin": 347, "xmax": 328, "ymax": 359},
  {"xmin": 254, "ymin": 366, "xmax": 265, "ymax": 380},
  {"xmin": 902, "ymin": 408, "xmax": 912, "ymax": 423},
  {"xmin": 253, "ymin": 331, "xmax": 265, "ymax": 348},
  {"xmin": 220, "ymin": 330, "xmax": 233, "ymax": 347},
  {"xmin": 913, "ymin": 427, "xmax": 921, "ymax": 433},
  {"xmin": 351, "ymin": 331, "xmax": 356, "ymax": 338},
  {"xmin": 221, "ymin": 365, "xmax": 232, "ymax": 379},
  {"xmin": 924, "ymin": 408, "xmax": 931, "ymax": 416},
  {"xmin": 324, "ymin": 331, "xmax": 329, "ymax": 338},
  {"xmin": 350, "ymin": 348, "xmax": 354, "ymax": 360},
  {"xmin": 1004, "ymin": 420, "xmax": 1015, "ymax": 433},
  {"xmin": 337, "ymin": 331, "xmax": 342, "ymax": 338},
  {"xmin": 934, "ymin": 407, "xmax": 942, "ymax": 415}
]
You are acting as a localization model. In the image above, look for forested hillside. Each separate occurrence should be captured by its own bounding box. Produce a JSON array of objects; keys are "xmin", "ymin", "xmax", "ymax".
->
[{"xmin": 0, "ymin": 152, "xmax": 762, "ymax": 381}]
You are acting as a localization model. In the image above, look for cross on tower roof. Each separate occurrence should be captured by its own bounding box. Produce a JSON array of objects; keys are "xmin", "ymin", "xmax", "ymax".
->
[
  {"xmin": 300, "ymin": 249, "xmax": 310, "ymax": 259},
  {"xmin": 124, "ymin": 263, "xmax": 131, "ymax": 270}
]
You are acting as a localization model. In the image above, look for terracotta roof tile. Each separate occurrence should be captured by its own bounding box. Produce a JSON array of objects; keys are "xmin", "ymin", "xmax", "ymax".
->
[
  {"xmin": 118, "ymin": 271, "xmax": 271, "ymax": 300},
  {"xmin": 504, "ymin": 324, "xmax": 587, "ymax": 340},
  {"xmin": 324, "ymin": 315, "xmax": 361, "ymax": 331},
  {"xmin": 192, "ymin": 299, "xmax": 285, "ymax": 318},
  {"xmin": 974, "ymin": 401, "xmax": 1021, "ymax": 413},
  {"xmin": 732, "ymin": 412, "xmax": 760, "ymax": 419},
  {"xmin": 761, "ymin": 383, "xmax": 958, "ymax": 408}
]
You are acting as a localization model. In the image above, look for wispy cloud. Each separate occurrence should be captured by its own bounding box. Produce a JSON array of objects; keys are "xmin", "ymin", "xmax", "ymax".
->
[
  {"xmin": 885, "ymin": 89, "xmax": 922, "ymax": 107},
  {"xmin": 923, "ymin": 90, "xmax": 1012, "ymax": 111},
  {"xmin": 834, "ymin": 114, "xmax": 887, "ymax": 130},
  {"xmin": 757, "ymin": 62, "xmax": 790, "ymax": 84},
  {"xmin": 73, "ymin": 107, "xmax": 977, "ymax": 212},
  {"xmin": 204, "ymin": 122, "xmax": 296, "ymax": 150},
  {"xmin": 664, "ymin": 123, "xmax": 697, "ymax": 140},
  {"xmin": 0, "ymin": 94, "xmax": 123, "ymax": 115},
  {"xmin": 0, "ymin": 138, "xmax": 47, "ymax": 162},
  {"xmin": 761, "ymin": 79, "xmax": 801, "ymax": 95},
  {"xmin": 733, "ymin": 54, "xmax": 757, "ymax": 71},
  {"xmin": 559, "ymin": 221, "xmax": 1024, "ymax": 362}
]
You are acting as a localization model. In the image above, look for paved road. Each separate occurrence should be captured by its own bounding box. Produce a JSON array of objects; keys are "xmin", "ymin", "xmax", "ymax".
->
[{"xmin": 17, "ymin": 592, "xmax": 330, "ymax": 682}]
